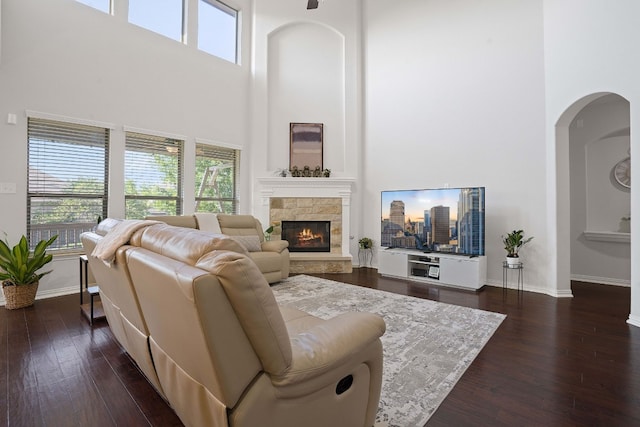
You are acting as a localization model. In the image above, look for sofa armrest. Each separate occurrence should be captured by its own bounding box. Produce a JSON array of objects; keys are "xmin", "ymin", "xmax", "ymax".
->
[
  {"xmin": 261, "ymin": 240, "xmax": 289, "ymax": 253},
  {"xmin": 271, "ymin": 312, "xmax": 385, "ymax": 387}
]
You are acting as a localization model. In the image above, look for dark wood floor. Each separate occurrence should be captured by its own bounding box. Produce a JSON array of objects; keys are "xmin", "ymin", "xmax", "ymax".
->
[{"xmin": 1, "ymin": 269, "xmax": 639, "ymax": 426}]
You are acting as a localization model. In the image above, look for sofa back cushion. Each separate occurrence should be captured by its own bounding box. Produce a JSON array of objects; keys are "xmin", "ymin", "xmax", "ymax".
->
[
  {"xmin": 196, "ymin": 250, "xmax": 292, "ymax": 376},
  {"xmin": 145, "ymin": 214, "xmax": 198, "ymax": 229},
  {"xmin": 217, "ymin": 214, "xmax": 264, "ymax": 241},
  {"xmin": 130, "ymin": 223, "xmax": 248, "ymax": 266}
]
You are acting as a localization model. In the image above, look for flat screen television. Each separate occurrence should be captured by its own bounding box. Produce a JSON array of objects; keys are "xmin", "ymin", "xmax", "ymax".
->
[{"xmin": 381, "ymin": 187, "xmax": 485, "ymax": 256}]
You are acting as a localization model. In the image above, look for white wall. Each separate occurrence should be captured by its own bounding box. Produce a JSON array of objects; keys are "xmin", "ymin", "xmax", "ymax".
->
[
  {"xmin": 363, "ymin": 0, "xmax": 548, "ymax": 291},
  {"xmin": 251, "ymin": 0, "xmax": 365, "ymax": 255},
  {"xmin": 543, "ymin": 0, "xmax": 640, "ymax": 325},
  {"xmin": 0, "ymin": 0, "xmax": 252, "ymax": 301},
  {"xmin": 569, "ymin": 96, "xmax": 630, "ymax": 285}
]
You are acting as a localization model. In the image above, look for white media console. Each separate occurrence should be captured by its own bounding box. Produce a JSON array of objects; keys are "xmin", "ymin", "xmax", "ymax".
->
[{"xmin": 378, "ymin": 248, "xmax": 487, "ymax": 290}]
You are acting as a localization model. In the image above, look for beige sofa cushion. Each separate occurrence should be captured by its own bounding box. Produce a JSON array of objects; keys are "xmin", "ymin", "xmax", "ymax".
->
[
  {"xmin": 195, "ymin": 250, "xmax": 292, "ymax": 376},
  {"xmin": 230, "ymin": 235, "xmax": 262, "ymax": 252},
  {"xmin": 146, "ymin": 214, "xmax": 198, "ymax": 229},
  {"xmin": 217, "ymin": 214, "xmax": 264, "ymax": 239},
  {"xmin": 131, "ymin": 223, "xmax": 248, "ymax": 265}
]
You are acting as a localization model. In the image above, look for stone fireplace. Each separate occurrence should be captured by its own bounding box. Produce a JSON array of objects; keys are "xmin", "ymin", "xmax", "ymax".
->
[{"xmin": 256, "ymin": 177, "xmax": 355, "ymax": 273}]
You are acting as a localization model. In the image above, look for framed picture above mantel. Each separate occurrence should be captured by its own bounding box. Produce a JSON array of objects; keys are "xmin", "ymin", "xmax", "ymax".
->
[{"xmin": 290, "ymin": 122, "xmax": 323, "ymax": 171}]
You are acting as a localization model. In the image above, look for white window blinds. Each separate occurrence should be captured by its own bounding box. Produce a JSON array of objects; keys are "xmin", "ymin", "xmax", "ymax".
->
[
  {"xmin": 125, "ymin": 132, "xmax": 184, "ymax": 219},
  {"xmin": 27, "ymin": 118, "xmax": 109, "ymax": 251}
]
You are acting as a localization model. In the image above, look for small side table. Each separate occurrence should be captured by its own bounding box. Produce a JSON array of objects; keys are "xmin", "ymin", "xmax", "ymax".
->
[
  {"xmin": 502, "ymin": 261, "xmax": 524, "ymax": 304},
  {"xmin": 358, "ymin": 248, "xmax": 373, "ymax": 267},
  {"xmin": 79, "ymin": 255, "xmax": 105, "ymax": 325}
]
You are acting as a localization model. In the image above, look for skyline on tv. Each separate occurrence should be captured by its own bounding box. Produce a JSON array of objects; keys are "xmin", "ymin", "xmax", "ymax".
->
[{"xmin": 381, "ymin": 187, "xmax": 485, "ymax": 255}]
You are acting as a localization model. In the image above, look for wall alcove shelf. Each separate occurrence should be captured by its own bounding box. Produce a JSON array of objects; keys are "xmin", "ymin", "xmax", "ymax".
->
[{"xmin": 583, "ymin": 230, "xmax": 630, "ymax": 243}]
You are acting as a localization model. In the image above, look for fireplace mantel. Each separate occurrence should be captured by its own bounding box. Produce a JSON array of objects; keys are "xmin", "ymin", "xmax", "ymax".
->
[
  {"xmin": 257, "ymin": 177, "xmax": 356, "ymax": 197},
  {"xmin": 256, "ymin": 177, "xmax": 356, "ymax": 257}
]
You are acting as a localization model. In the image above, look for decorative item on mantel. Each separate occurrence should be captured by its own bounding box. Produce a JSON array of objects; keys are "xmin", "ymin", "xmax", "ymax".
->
[
  {"xmin": 502, "ymin": 229, "xmax": 533, "ymax": 267},
  {"xmin": 275, "ymin": 168, "xmax": 290, "ymax": 177},
  {"xmin": 288, "ymin": 165, "xmax": 331, "ymax": 178}
]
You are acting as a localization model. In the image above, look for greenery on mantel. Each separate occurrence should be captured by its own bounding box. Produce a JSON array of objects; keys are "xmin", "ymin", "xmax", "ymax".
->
[{"xmin": 288, "ymin": 166, "xmax": 331, "ymax": 177}]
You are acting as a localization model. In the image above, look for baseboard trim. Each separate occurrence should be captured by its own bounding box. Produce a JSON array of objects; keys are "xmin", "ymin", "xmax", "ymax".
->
[
  {"xmin": 571, "ymin": 274, "xmax": 631, "ymax": 287},
  {"xmin": 627, "ymin": 315, "xmax": 640, "ymax": 328},
  {"xmin": 485, "ymin": 280, "xmax": 573, "ymax": 298}
]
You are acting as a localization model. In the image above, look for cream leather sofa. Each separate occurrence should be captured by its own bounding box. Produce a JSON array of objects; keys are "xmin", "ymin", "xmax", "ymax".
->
[
  {"xmin": 146, "ymin": 214, "xmax": 289, "ymax": 284},
  {"xmin": 81, "ymin": 221, "xmax": 385, "ymax": 427}
]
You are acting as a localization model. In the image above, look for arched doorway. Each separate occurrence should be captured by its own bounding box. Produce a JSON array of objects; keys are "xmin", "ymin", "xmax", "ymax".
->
[{"xmin": 555, "ymin": 92, "xmax": 631, "ymax": 306}]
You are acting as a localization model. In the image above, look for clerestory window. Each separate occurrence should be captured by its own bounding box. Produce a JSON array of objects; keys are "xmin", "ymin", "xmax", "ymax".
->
[
  {"xmin": 76, "ymin": 0, "xmax": 111, "ymax": 14},
  {"xmin": 198, "ymin": 0, "xmax": 239, "ymax": 63},
  {"xmin": 128, "ymin": 0, "xmax": 184, "ymax": 42}
]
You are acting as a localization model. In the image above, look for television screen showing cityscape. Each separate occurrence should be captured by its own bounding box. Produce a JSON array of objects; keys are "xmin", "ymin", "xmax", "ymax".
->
[{"xmin": 381, "ymin": 187, "xmax": 485, "ymax": 255}]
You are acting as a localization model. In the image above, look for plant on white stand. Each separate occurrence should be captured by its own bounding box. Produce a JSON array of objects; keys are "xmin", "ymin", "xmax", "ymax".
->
[{"xmin": 502, "ymin": 230, "xmax": 533, "ymax": 266}]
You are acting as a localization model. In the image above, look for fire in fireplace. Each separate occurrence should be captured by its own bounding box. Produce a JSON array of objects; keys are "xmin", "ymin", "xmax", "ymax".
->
[{"xmin": 281, "ymin": 221, "xmax": 331, "ymax": 252}]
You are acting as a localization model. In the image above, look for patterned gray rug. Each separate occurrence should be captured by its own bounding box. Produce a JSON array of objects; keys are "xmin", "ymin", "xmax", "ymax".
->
[{"xmin": 271, "ymin": 275, "xmax": 506, "ymax": 427}]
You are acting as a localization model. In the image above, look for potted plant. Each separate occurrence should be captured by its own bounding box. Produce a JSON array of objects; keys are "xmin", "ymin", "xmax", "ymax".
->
[
  {"xmin": 358, "ymin": 237, "xmax": 373, "ymax": 249},
  {"xmin": 264, "ymin": 225, "xmax": 274, "ymax": 241},
  {"xmin": 502, "ymin": 230, "xmax": 533, "ymax": 266},
  {"xmin": 0, "ymin": 235, "xmax": 58, "ymax": 309}
]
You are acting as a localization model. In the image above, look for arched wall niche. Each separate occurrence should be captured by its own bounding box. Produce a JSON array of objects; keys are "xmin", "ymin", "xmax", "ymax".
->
[
  {"xmin": 554, "ymin": 92, "xmax": 632, "ymax": 296},
  {"xmin": 266, "ymin": 22, "xmax": 346, "ymax": 173}
]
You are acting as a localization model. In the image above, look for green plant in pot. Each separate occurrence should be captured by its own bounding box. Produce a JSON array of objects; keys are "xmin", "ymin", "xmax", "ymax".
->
[
  {"xmin": 264, "ymin": 225, "xmax": 274, "ymax": 241},
  {"xmin": 502, "ymin": 230, "xmax": 532, "ymax": 266},
  {"xmin": 359, "ymin": 237, "xmax": 373, "ymax": 249},
  {"xmin": 0, "ymin": 235, "xmax": 58, "ymax": 309}
]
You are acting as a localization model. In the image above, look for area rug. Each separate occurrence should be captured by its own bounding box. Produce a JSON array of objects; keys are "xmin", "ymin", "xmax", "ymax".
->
[{"xmin": 271, "ymin": 275, "xmax": 506, "ymax": 427}]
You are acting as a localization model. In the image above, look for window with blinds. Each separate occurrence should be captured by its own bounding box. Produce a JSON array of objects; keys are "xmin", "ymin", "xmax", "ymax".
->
[
  {"xmin": 27, "ymin": 118, "xmax": 109, "ymax": 251},
  {"xmin": 125, "ymin": 132, "xmax": 184, "ymax": 219},
  {"xmin": 195, "ymin": 143, "xmax": 239, "ymax": 214}
]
